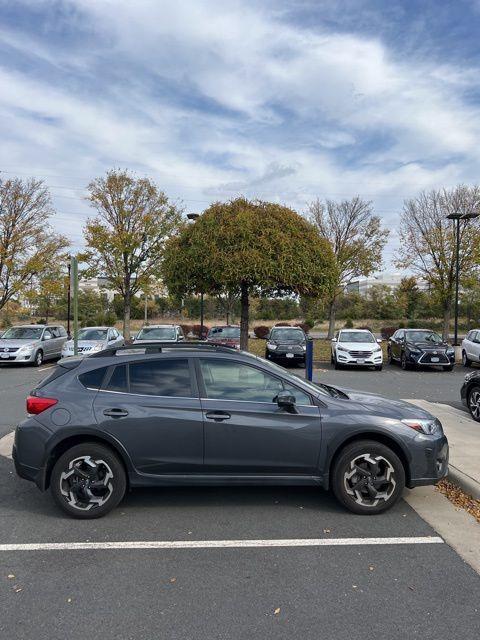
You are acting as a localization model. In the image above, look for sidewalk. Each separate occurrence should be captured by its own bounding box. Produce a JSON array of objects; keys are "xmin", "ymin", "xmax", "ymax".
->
[{"xmin": 405, "ymin": 399, "xmax": 480, "ymax": 500}]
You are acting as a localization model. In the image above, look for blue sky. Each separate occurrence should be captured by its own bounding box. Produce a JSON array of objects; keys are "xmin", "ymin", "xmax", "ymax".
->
[{"xmin": 1, "ymin": 0, "xmax": 480, "ymax": 267}]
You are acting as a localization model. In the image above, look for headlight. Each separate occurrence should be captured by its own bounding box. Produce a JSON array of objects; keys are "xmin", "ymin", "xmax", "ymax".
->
[
  {"xmin": 446, "ymin": 347, "xmax": 455, "ymax": 354},
  {"xmin": 17, "ymin": 345, "xmax": 34, "ymax": 354},
  {"xmin": 266, "ymin": 342, "xmax": 277, "ymax": 350},
  {"xmin": 337, "ymin": 345, "xmax": 348, "ymax": 352},
  {"xmin": 407, "ymin": 345, "xmax": 421, "ymax": 354},
  {"xmin": 301, "ymin": 344, "xmax": 307, "ymax": 351},
  {"xmin": 401, "ymin": 418, "xmax": 442, "ymax": 435},
  {"xmin": 373, "ymin": 345, "xmax": 382, "ymax": 352}
]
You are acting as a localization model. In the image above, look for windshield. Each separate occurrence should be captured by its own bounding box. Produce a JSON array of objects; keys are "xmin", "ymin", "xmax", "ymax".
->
[
  {"xmin": 270, "ymin": 328, "xmax": 304, "ymax": 341},
  {"xmin": 208, "ymin": 327, "xmax": 240, "ymax": 338},
  {"xmin": 137, "ymin": 327, "xmax": 176, "ymax": 340},
  {"xmin": 78, "ymin": 329, "xmax": 108, "ymax": 341},
  {"xmin": 406, "ymin": 330, "xmax": 443, "ymax": 344},
  {"xmin": 339, "ymin": 331, "xmax": 375, "ymax": 343},
  {"xmin": 2, "ymin": 327, "xmax": 43, "ymax": 340}
]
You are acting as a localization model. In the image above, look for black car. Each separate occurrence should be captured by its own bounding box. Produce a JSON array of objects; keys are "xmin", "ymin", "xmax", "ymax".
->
[
  {"xmin": 387, "ymin": 329, "xmax": 455, "ymax": 371},
  {"xmin": 461, "ymin": 370, "xmax": 480, "ymax": 422},
  {"xmin": 13, "ymin": 342, "xmax": 448, "ymax": 519},
  {"xmin": 265, "ymin": 326, "xmax": 306, "ymax": 365}
]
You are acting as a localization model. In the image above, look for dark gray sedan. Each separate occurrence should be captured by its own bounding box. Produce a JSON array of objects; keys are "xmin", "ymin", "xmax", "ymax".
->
[{"xmin": 13, "ymin": 343, "xmax": 448, "ymax": 518}]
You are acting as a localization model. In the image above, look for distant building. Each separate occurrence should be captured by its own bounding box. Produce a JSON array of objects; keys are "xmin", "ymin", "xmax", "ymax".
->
[
  {"xmin": 78, "ymin": 277, "xmax": 168, "ymax": 302},
  {"xmin": 345, "ymin": 273, "xmax": 429, "ymax": 296}
]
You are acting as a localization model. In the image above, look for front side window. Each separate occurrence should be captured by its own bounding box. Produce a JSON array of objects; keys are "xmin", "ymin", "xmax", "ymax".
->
[
  {"xmin": 129, "ymin": 359, "xmax": 192, "ymax": 397},
  {"xmin": 2, "ymin": 327, "xmax": 43, "ymax": 340},
  {"xmin": 200, "ymin": 359, "xmax": 310, "ymax": 404}
]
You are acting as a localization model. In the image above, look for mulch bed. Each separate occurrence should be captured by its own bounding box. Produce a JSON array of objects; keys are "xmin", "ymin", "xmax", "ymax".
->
[{"xmin": 436, "ymin": 479, "xmax": 480, "ymax": 524}]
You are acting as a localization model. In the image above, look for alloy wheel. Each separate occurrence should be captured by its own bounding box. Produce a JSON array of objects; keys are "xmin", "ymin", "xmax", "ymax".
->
[
  {"xmin": 59, "ymin": 455, "xmax": 114, "ymax": 511},
  {"xmin": 469, "ymin": 389, "xmax": 480, "ymax": 421},
  {"xmin": 35, "ymin": 351, "xmax": 43, "ymax": 366},
  {"xmin": 343, "ymin": 453, "xmax": 396, "ymax": 507}
]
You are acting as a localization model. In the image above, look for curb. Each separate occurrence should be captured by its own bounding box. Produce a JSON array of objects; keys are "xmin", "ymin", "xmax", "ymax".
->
[{"xmin": 448, "ymin": 465, "xmax": 480, "ymax": 501}]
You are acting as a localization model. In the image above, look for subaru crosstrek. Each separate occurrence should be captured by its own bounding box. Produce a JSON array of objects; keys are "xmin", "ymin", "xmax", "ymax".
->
[{"xmin": 13, "ymin": 342, "xmax": 448, "ymax": 518}]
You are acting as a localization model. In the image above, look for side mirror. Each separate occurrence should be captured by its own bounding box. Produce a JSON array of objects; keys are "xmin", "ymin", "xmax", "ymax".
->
[
  {"xmin": 331, "ymin": 337, "xmax": 337, "ymax": 343},
  {"xmin": 276, "ymin": 391, "xmax": 297, "ymax": 414},
  {"xmin": 377, "ymin": 338, "xmax": 382, "ymax": 343}
]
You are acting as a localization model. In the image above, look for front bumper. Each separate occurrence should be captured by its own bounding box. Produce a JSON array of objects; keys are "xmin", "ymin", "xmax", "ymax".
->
[
  {"xmin": 336, "ymin": 351, "xmax": 383, "ymax": 366},
  {"xmin": 407, "ymin": 434, "xmax": 449, "ymax": 487},
  {"xmin": 0, "ymin": 351, "xmax": 36, "ymax": 363},
  {"xmin": 406, "ymin": 350, "xmax": 455, "ymax": 367},
  {"xmin": 266, "ymin": 349, "xmax": 306, "ymax": 363}
]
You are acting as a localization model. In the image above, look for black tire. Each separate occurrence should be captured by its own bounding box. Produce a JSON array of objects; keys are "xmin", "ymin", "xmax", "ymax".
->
[
  {"xmin": 400, "ymin": 352, "xmax": 410, "ymax": 370},
  {"xmin": 375, "ymin": 365, "xmax": 383, "ymax": 371},
  {"xmin": 467, "ymin": 385, "xmax": 480, "ymax": 422},
  {"xmin": 330, "ymin": 352, "xmax": 334, "ymax": 364},
  {"xmin": 443, "ymin": 365, "xmax": 454, "ymax": 372},
  {"xmin": 387, "ymin": 348, "xmax": 393, "ymax": 365},
  {"xmin": 331, "ymin": 440, "xmax": 405, "ymax": 515},
  {"xmin": 33, "ymin": 350, "xmax": 43, "ymax": 367},
  {"xmin": 50, "ymin": 442, "xmax": 126, "ymax": 519},
  {"xmin": 462, "ymin": 351, "xmax": 472, "ymax": 367},
  {"xmin": 334, "ymin": 355, "xmax": 341, "ymax": 370}
]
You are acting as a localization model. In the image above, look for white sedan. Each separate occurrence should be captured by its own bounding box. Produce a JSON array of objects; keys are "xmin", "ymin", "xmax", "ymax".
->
[{"xmin": 331, "ymin": 329, "xmax": 383, "ymax": 370}]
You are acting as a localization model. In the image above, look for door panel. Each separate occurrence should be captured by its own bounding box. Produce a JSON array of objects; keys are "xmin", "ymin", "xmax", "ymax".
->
[
  {"xmin": 201, "ymin": 398, "xmax": 322, "ymax": 474},
  {"xmin": 198, "ymin": 358, "xmax": 322, "ymax": 474},
  {"xmin": 93, "ymin": 392, "xmax": 204, "ymax": 474},
  {"xmin": 93, "ymin": 358, "xmax": 203, "ymax": 475}
]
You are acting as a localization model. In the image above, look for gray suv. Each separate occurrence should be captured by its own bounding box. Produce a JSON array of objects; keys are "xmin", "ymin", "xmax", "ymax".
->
[
  {"xmin": 0, "ymin": 324, "xmax": 68, "ymax": 366},
  {"xmin": 13, "ymin": 343, "xmax": 449, "ymax": 518}
]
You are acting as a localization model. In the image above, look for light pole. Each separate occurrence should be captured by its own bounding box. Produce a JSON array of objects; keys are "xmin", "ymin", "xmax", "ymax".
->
[
  {"xmin": 446, "ymin": 211, "xmax": 480, "ymax": 345},
  {"xmin": 186, "ymin": 213, "xmax": 204, "ymax": 339}
]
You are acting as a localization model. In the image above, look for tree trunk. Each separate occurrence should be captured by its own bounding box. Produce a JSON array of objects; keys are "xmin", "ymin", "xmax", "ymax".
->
[
  {"xmin": 327, "ymin": 299, "xmax": 336, "ymax": 339},
  {"xmin": 240, "ymin": 282, "xmax": 249, "ymax": 350},
  {"xmin": 442, "ymin": 300, "xmax": 451, "ymax": 342},
  {"xmin": 124, "ymin": 291, "xmax": 131, "ymax": 341}
]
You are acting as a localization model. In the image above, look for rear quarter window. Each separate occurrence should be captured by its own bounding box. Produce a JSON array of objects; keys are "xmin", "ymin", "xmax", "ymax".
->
[{"xmin": 78, "ymin": 367, "xmax": 109, "ymax": 390}]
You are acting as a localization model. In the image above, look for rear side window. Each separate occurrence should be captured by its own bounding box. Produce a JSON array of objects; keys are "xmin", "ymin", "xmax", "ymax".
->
[
  {"xmin": 79, "ymin": 367, "xmax": 108, "ymax": 390},
  {"xmin": 58, "ymin": 326, "xmax": 67, "ymax": 337},
  {"xmin": 106, "ymin": 365, "xmax": 128, "ymax": 392},
  {"xmin": 129, "ymin": 359, "xmax": 192, "ymax": 397}
]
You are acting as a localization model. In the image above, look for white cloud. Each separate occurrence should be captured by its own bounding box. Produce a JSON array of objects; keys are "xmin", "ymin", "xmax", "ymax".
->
[{"xmin": 0, "ymin": 0, "xmax": 479, "ymax": 265}]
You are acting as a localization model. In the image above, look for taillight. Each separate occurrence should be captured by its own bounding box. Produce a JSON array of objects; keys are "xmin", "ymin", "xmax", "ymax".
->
[{"xmin": 26, "ymin": 396, "xmax": 58, "ymax": 415}]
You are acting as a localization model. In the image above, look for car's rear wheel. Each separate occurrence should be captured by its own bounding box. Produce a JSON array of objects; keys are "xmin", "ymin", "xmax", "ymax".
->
[
  {"xmin": 50, "ymin": 442, "xmax": 126, "ymax": 518},
  {"xmin": 467, "ymin": 386, "xmax": 480, "ymax": 422},
  {"xmin": 332, "ymin": 440, "xmax": 405, "ymax": 514},
  {"xmin": 33, "ymin": 350, "xmax": 43, "ymax": 367},
  {"xmin": 462, "ymin": 351, "xmax": 472, "ymax": 367}
]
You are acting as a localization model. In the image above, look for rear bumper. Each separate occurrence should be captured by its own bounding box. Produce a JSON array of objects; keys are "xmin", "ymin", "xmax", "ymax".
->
[{"xmin": 12, "ymin": 444, "xmax": 48, "ymax": 491}]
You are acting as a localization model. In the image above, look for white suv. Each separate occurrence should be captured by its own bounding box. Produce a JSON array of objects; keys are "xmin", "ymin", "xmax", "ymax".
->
[
  {"xmin": 331, "ymin": 329, "xmax": 383, "ymax": 370},
  {"xmin": 461, "ymin": 329, "xmax": 480, "ymax": 367}
]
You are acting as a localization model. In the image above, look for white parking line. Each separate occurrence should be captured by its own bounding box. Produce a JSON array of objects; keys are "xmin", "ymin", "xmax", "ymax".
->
[
  {"xmin": 0, "ymin": 536, "xmax": 444, "ymax": 552},
  {"xmin": 37, "ymin": 365, "xmax": 55, "ymax": 372}
]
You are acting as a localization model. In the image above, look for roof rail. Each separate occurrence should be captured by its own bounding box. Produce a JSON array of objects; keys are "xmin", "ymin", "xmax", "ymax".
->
[{"xmin": 89, "ymin": 341, "xmax": 238, "ymax": 358}]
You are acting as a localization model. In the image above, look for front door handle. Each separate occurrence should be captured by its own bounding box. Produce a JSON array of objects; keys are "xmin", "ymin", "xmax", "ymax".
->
[
  {"xmin": 103, "ymin": 408, "xmax": 129, "ymax": 418},
  {"xmin": 205, "ymin": 411, "xmax": 231, "ymax": 422}
]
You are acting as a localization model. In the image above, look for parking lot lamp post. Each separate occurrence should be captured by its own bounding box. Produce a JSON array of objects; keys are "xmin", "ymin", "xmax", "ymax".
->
[
  {"xmin": 70, "ymin": 255, "xmax": 79, "ymax": 356},
  {"xmin": 446, "ymin": 211, "xmax": 480, "ymax": 346},
  {"xmin": 67, "ymin": 262, "xmax": 71, "ymax": 338},
  {"xmin": 186, "ymin": 213, "xmax": 204, "ymax": 339}
]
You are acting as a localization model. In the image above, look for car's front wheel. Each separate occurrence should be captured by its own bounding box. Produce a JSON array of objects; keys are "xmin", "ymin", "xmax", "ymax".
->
[
  {"xmin": 33, "ymin": 350, "xmax": 43, "ymax": 367},
  {"xmin": 467, "ymin": 385, "xmax": 480, "ymax": 422},
  {"xmin": 400, "ymin": 352, "xmax": 410, "ymax": 370},
  {"xmin": 332, "ymin": 440, "xmax": 405, "ymax": 514},
  {"xmin": 50, "ymin": 442, "xmax": 126, "ymax": 518}
]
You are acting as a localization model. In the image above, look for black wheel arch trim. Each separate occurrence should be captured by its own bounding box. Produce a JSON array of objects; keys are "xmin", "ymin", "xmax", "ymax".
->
[
  {"xmin": 323, "ymin": 429, "xmax": 412, "ymax": 490},
  {"xmin": 42, "ymin": 428, "xmax": 135, "ymax": 490}
]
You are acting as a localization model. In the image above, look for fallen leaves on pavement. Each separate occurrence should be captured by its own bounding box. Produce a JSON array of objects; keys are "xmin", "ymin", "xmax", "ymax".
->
[{"xmin": 436, "ymin": 479, "xmax": 480, "ymax": 524}]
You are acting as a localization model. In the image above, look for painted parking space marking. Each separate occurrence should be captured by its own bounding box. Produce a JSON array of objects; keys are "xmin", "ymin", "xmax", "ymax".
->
[{"xmin": 0, "ymin": 536, "xmax": 444, "ymax": 552}]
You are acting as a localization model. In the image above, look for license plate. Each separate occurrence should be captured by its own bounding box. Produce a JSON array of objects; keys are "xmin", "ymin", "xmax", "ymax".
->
[
  {"xmin": 1, "ymin": 353, "xmax": 10, "ymax": 359},
  {"xmin": 286, "ymin": 353, "xmax": 294, "ymax": 358},
  {"xmin": 431, "ymin": 357, "xmax": 439, "ymax": 362},
  {"xmin": 357, "ymin": 359, "xmax": 365, "ymax": 364}
]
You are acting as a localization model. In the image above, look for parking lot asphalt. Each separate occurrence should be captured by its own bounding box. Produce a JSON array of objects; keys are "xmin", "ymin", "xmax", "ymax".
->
[{"xmin": 0, "ymin": 360, "xmax": 479, "ymax": 640}]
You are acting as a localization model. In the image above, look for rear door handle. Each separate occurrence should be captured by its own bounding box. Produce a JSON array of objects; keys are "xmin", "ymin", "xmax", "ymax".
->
[
  {"xmin": 103, "ymin": 408, "xmax": 129, "ymax": 418},
  {"xmin": 205, "ymin": 411, "xmax": 231, "ymax": 422}
]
